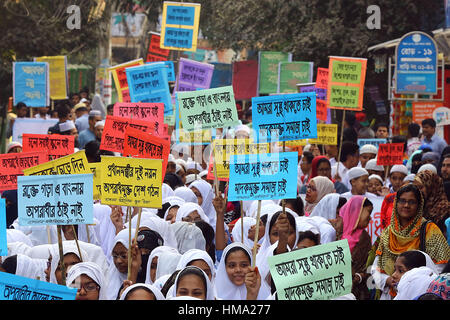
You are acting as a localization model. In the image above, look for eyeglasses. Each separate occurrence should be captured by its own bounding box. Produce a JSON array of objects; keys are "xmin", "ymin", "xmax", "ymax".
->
[
  {"xmin": 69, "ymin": 282, "xmax": 100, "ymax": 292},
  {"xmin": 397, "ymin": 199, "xmax": 418, "ymax": 206},
  {"xmin": 112, "ymin": 253, "xmax": 128, "ymax": 260}
]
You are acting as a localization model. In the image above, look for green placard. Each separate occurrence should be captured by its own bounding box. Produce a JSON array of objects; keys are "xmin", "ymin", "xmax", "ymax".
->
[
  {"xmin": 258, "ymin": 51, "xmax": 292, "ymax": 95},
  {"xmin": 268, "ymin": 239, "xmax": 352, "ymax": 300},
  {"xmin": 330, "ymin": 60, "xmax": 362, "ymax": 84},
  {"xmin": 329, "ymin": 85, "xmax": 360, "ymax": 109},
  {"xmin": 278, "ymin": 61, "xmax": 313, "ymax": 93}
]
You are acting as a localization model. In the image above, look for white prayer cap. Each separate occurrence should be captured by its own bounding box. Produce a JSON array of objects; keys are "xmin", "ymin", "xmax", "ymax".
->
[
  {"xmin": 186, "ymin": 161, "xmax": 202, "ymax": 171},
  {"xmin": 347, "ymin": 167, "xmax": 369, "ymax": 181},
  {"xmin": 303, "ymin": 144, "xmax": 312, "ymax": 152},
  {"xmin": 360, "ymin": 144, "xmax": 378, "ymax": 155},
  {"xmin": 59, "ymin": 120, "xmax": 75, "ymax": 132},
  {"xmin": 365, "ymin": 159, "xmax": 384, "ymax": 172},
  {"xmin": 175, "ymin": 164, "xmax": 183, "ymax": 174},
  {"xmin": 168, "ymin": 154, "xmax": 176, "ymax": 163},
  {"xmin": 390, "ymin": 164, "xmax": 408, "ymax": 176},
  {"xmin": 403, "ymin": 173, "xmax": 416, "ymax": 183},
  {"xmin": 185, "ymin": 174, "xmax": 199, "ymax": 185},
  {"xmin": 234, "ymin": 124, "xmax": 250, "ymax": 136},
  {"xmin": 80, "ymin": 98, "xmax": 89, "ymax": 103},
  {"xmin": 417, "ymin": 163, "xmax": 437, "ymax": 174},
  {"xmin": 94, "ymin": 120, "xmax": 105, "ymax": 128},
  {"xmin": 6, "ymin": 141, "xmax": 22, "ymax": 153},
  {"xmin": 199, "ymin": 170, "xmax": 208, "ymax": 178},
  {"xmin": 175, "ymin": 158, "xmax": 187, "ymax": 170},
  {"xmin": 368, "ymin": 174, "xmax": 383, "ymax": 184},
  {"xmin": 89, "ymin": 110, "xmax": 101, "ymax": 117}
]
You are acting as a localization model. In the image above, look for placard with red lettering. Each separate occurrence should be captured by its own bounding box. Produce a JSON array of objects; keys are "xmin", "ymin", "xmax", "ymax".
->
[
  {"xmin": 22, "ymin": 134, "xmax": 74, "ymax": 161},
  {"xmin": 113, "ymin": 102, "xmax": 165, "ymax": 135},
  {"xmin": 376, "ymin": 143, "xmax": 404, "ymax": 166},
  {"xmin": 100, "ymin": 115, "xmax": 156, "ymax": 154},
  {"xmin": 123, "ymin": 127, "xmax": 170, "ymax": 178},
  {"xmin": 0, "ymin": 151, "xmax": 48, "ymax": 191}
]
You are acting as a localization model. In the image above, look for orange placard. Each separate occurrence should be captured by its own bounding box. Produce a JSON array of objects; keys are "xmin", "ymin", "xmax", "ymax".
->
[
  {"xmin": 100, "ymin": 115, "xmax": 156, "ymax": 154},
  {"xmin": 326, "ymin": 56, "xmax": 367, "ymax": 111},
  {"xmin": 22, "ymin": 134, "xmax": 74, "ymax": 161},
  {"xmin": 108, "ymin": 59, "xmax": 144, "ymax": 102},
  {"xmin": 377, "ymin": 143, "xmax": 404, "ymax": 166},
  {"xmin": 412, "ymin": 101, "xmax": 443, "ymax": 124},
  {"xmin": 123, "ymin": 127, "xmax": 171, "ymax": 178}
]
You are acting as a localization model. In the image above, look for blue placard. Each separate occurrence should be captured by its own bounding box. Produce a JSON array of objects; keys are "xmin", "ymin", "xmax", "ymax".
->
[
  {"xmin": 0, "ymin": 199, "xmax": 7, "ymax": 256},
  {"xmin": 126, "ymin": 63, "xmax": 173, "ymax": 115},
  {"xmin": 211, "ymin": 63, "xmax": 232, "ymax": 88},
  {"xmin": 13, "ymin": 62, "xmax": 49, "ymax": 107},
  {"xmin": 396, "ymin": 32, "xmax": 438, "ymax": 94},
  {"xmin": 166, "ymin": 4, "xmax": 196, "ymax": 26},
  {"xmin": 145, "ymin": 61, "xmax": 176, "ymax": 82},
  {"xmin": 357, "ymin": 138, "xmax": 387, "ymax": 149},
  {"xmin": 228, "ymin": 152, "xmax": 298, "ymax": 201},
  {"xmin": 252, "ymin": 92, "xmax": 317, "ymax": 142},
  {"xmin": 0, "ymin": 272, "xmax": 77, "ymax": 300},
  {"xmin": 163, "ymin": 27, "xmax": 194, "ymax": 50},
  {"xmin": 17, "ymin": 174, "xmax": 93, "ymax": 226}
]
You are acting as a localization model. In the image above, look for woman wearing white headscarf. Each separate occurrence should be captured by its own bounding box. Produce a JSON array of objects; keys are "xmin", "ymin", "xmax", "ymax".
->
[
  {"xmin": 154, "ymin": 250, "xmax": 182, "ymax": 283},
  {"xmin": 309, "ymin": 193, "xmax": 341, "ymax": 220},
  {"xmin": 189, "ymin": 179, "xmax": 217, "ymax": 226},
  {"xmin": 231, "ymin": 217, "xmax": 257, "ymax": 249},
  {"xmin": 176, "ymin": 249, "xmax": 216, "ymax": 283},
  {"xmin": 66, "ymin": 261, "xmax": 107, "ymax": 300},
  {"xmin": 119, "ymin": 283, "xmax": 165, "ymax": 300},
  {"xmin": 15, "ymin": 254, "xmax": 47, "ymax": 281},
  {"xmin": 166, "ymin": 266, "xmax": 215, "ymax": 300},
  {"xmin": 48, "ymin": 241, "xmax": 89, "ymax": 285},
  {"xmin": 245, "ymin": 200, "xmax": 278, "ymax": 218},
  {"xmin": 175, "ymin": 202, "xmax": 210, "ymax": 224},
  {"xmin": 6, "ymin": 229, "xmax": 33, "ymax": 247},
  {"xmin": 170, "ymin": 221, "xmax": 206, "ymax": 254},
  {"xmin": 144, "ymin": 245, "xmax": 179, "ymax": 285},
  {"xmin": 304, "ymin": 176, "xmax": 335, "ymax": 214},
  {"xmin": 163, "ymin": 196, "xmax": 186, "ymax": 223},
  {"xmin": 394, "ymin": 266, "xmax": 438, "ymax": 300},
  {"xmin": 215, "ymin": 242, "xmax": 269, "ymax": 300},
  {"xmin": 174, "ymin": 186, "xmax": 198, "ymax": 204},
  {"xmin": 104, "ymin": 228, "xmax": 135, "ymax": 300},
  {"xmin": 162, "ymin": 183, "xmax": 175, "ymax": 201}
]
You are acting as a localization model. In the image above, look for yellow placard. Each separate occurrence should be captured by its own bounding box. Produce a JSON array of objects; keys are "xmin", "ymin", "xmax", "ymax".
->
[
  {"xmin": 34, "ymin": 56, "xmax": 68, "ymax": 100},
  {"xmin": 284, "ymin": 124, "xmax": 338, "ymax": 147},
  {"xmin": 160, "ymin": 1, "xmax": 201, "ymax": 52},
  {"xmin": 23, "ymin": 151, "xmax": 90, "ymax": 176},
  {"xmin": 88, "ymin": 163, "xmax": 102, "ymax": 200},
  {"xmin": 108, "ymin": 58, "xmax": 144, "ymax": 102},
  {"xmin": 213, "ymin": 139, "xmax": 269, "ymax": 179},
  {"xmin": 100, "ymin": 156, "xmax": 163, "ymax": 208}
]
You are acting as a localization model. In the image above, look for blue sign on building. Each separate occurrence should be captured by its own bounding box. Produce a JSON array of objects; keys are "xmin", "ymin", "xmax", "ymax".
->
[{"xmin": 395, "ymin": 31, "xmax": 438, "ymax": 94}]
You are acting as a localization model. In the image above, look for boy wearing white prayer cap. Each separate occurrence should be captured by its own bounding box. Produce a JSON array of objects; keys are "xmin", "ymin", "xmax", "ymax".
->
[
  {"xmin": 388, "ymin": 164, "xmax": 408, "ymax": 193},
  {"xmin": 365, "ymin": 158, "xmax": 385, "ymax": 178},
  {"xmin": 340, "ymin": 167, "xmax": 369, "ymax": 199},
  {"xmin": 359, "ymin": 144, "xmax": 378, "ymax": 168}
]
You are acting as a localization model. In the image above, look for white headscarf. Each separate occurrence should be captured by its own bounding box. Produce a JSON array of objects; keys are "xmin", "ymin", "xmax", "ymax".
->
[
  {"xmin": 174, "ymin": 186, "xmax": 198, "ymax": 204},
  {"xmin": 231, "ymin": 217, "xmax": 257, "ymax": 249},
  {"xmin": 15, "ymin": 254, "xmax": 47, "ymax": 281},
  {"xmin": 175, "ymin": 202, "xmax": 210, "ymax": 224},
  {"xmin": 307, "ymin": 216, "xmax": 336, "ymax": 244},
  {"xmin": 170, "ymin": 221, "xmax": 206, "ymax": 254},
  {"xmin": 128, "ymin": 214, "xmax": 178, "ymax": 249},
  {"xmin": 166, "ymin": 266, "xmax": 215, "ymax": 300},
  {"xmin": 215, "ymin": 242, "xmax": 269, "ymax": 300},
  {"xmin": 394, "ymin": 266, "xmax": 437, "ymax": 300},
  {"xmin": 153, "ymin": 274, "xmax": 171, "ymax": 291},
  {"xmin": 295, "ymin": 216, "xmax": 321, "ymax": 236},
  {"xmin": 66, "ymin": 261, "xmax": 107, "ymax": 300},
  {"xmin": 189, "ymin": 180, "xmax": 217, "ymax": 226},
  {"xmin": 162, "ymin": 183, "xmax": 175, "ymax": 201},
  {"xmin": 144, "ymin": 246, "xmax": 179, "ymax": 285},
  {"xmin": 245, "ymin": 200, "xmax": 279, "ymax": 218},
  {"xmin": 163, "ymin": 196, "xmax": 186, "ymax": 220},
  {"xmin": 155, "ymin": 250, "xmax": 182, "ymax": 282},
  {"xmin": 309, "ymin": 193, "xmax": 342, "ymax": 220},
  {"xmin": 49, "ymin": 241, "xmax": 89, "ymax": 284},
  {"xmin": 119, "ymin": 283, "xmax": 165, "ymax": 300},
  {"xmin": 6, "ymin": 229, "xmax": 33, "ymax": 246},
  {"xmin": 92, "ymin": 203, "xmax": 116, "ymax": 262},
  {"xmin": 104, "ymin": 228, "xmax": 135, "ymax": 300},
  {"xmin": 176, "ymin": 249, "xmax": 216, "ymax": 281}
]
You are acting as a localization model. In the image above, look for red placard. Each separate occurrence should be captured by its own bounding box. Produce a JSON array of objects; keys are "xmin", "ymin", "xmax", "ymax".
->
[
  {"xmin": 232, "ymin": 60, "xmax": 258, "ymax": 100},
  {"xmin": 22, "ymin": 134, "xmax": 74, "ymax": 161},
  {"xmin": 316, "ymin": 68, "xmax": 329, "ymax": 89},
  {"xmin": 316, "ymin": 99, "xmax": 328, "ymax": 121},
  {"xmin": 100, "ymin": 115, "xmax": 156, "ymax": 153},
  {"xmin": 376, "ymin": 143, "xmax": 404, "ymax": 166},
  {"xmin": 0, "ymin": 151, "xmax": 48, "ymax": 191},
  {"xmin": 147, "ymin": 33, "xmax": 170, "ymax": 58},
  {"xmin": 146, "ymin": 54, "xmax": 168, "ymax": 63},
  {"xmin": 113, "ymin": 102, "xmax": 164, "ymax": 135},
  {"xmin": 123, "ymin": 127, "xmax": 171, "ymax": 178}
]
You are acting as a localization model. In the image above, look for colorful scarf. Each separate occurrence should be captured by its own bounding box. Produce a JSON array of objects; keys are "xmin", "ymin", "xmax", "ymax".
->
[{"xmin": 339, "ymin": 195, "xmax": 365, "ymax": 252}]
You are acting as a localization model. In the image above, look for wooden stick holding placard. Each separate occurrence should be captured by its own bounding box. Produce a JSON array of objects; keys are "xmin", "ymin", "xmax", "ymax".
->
[
  {"xmin": 127, "ymin": 206, "xmax": 132, "ymax": 280},
  {"xmin": 335, "ymin": 110, "xmax": 346, "ymax": 179},
  {"xmin": 71, "ymin": 225, "xmax": 83, "ymax": 262},
  {"xmin": 134, "ymin": 207, "xmax": 143, "ymax": 242},
  {"xmin": 56, "ymin": 225, "xmax": 66, "ymax": 285},
  {"xmin": 252, "ymin": 200, "xmax": 262, "ymax": 268}
]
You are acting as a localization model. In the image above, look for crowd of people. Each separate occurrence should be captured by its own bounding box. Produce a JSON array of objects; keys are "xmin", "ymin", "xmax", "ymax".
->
[{"xmin": 0, "ymin": 91, "xmax": 449, "ymax": 301}]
